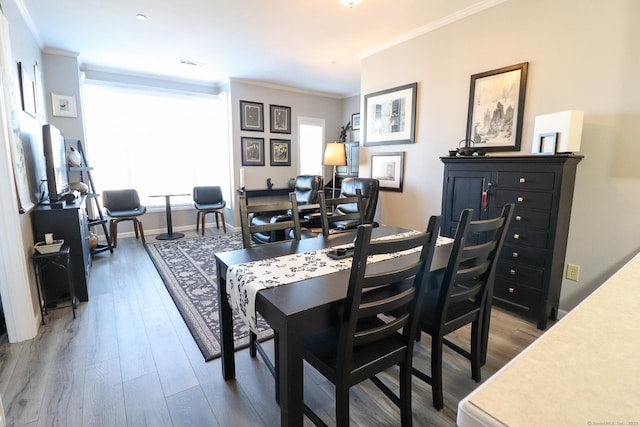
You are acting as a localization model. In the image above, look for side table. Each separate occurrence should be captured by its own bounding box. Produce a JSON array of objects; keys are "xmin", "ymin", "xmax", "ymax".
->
[{"xmin": 32, "ymin": 246, "xmax": 77, "ymax": 324}]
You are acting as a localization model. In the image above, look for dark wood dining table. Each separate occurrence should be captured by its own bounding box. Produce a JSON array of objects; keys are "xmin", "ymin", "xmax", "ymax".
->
[{"xmin": 215, "ymin": 225, "xmax": 453, "ymax": 426}]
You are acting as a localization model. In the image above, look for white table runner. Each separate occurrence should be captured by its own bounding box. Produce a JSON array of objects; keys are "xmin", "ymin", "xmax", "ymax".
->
[{"xmin": 226, "ymin": 232, "xmax": 452, "ymax": 333}]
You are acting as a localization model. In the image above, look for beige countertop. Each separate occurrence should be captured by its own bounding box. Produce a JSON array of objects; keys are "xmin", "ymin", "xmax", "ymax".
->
[{"xmin": 458, "ymin": 252, "xmax": 640, "ymax": 426}]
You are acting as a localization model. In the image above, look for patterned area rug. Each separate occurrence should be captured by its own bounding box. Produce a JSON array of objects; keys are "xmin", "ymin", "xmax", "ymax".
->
[{"xmin": 145, "ymin": 233, "xmax": 273, "ymax": 361}]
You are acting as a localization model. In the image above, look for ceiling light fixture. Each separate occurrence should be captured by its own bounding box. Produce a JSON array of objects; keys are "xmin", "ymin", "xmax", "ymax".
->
[
  {"xmin": 339, "ymin": 0, "xmax": 362, "ymax": 7},
  {"xmin": 135, "ymin": 14, "xmax": 147, "ymax": 21}
]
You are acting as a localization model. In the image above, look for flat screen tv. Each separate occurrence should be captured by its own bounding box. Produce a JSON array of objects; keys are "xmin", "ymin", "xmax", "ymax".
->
[{"xmin": 42, "ymin": 124, "xmax": 70, "ymax": 202}]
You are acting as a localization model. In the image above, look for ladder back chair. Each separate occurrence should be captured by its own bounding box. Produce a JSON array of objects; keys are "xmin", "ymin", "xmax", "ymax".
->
[{"xmin": 317, "ymin": 189, "xmax": 365, "ymax": 237}]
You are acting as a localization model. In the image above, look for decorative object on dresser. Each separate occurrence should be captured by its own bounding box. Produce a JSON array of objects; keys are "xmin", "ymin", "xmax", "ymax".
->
[
  {"xmin": 466, "ymin": 62, "xmax": 528, "ymax": 152},
  {"xmin": 370, "ymin": 152, "xmax": 405, "ymax": 192},
  {"xmin": 364, "ymin": 82, "xmax": 417, "ymax": 146},
  {"xmin": 239, "ymin": 100, "xmax": 264, "ymax": 132},
  {"xmin": 532, "ymin": 110, "xmax": 584, "ymax": 154},
  {"xmin": 440, "ymin": 154, "xmax": 583, "ymax": 329},
  {"xmin": 269, "ymin": 104, "xmax": 291, "ymax": 134}
]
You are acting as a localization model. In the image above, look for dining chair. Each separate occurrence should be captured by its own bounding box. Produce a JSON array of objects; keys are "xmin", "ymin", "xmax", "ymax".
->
[
  {"xmin": 317, "ymin": 189, "xmax": 364, "ymax": 237},
  {"xmin": 412, "ymin": 203, "xmax": 513, "ymax": 410},
  {"xmin": 193, "ymin": 186, "xmax": 226, "ymax": 235},
  {"xmin": 102, "ymin": 189, "xmax": 147, "ymax": 248},
  {"xmin": 238, "ymin": 193, "xmax": 302, "ymax": 375},
  {"xmin": 301, "ymin": 216, "xmax": 442, "ymax": 426}
]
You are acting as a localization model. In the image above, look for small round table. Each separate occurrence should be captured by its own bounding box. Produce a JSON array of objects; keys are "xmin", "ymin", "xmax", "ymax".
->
[{"xmin": 150, "ymin": 193, "xmax": 190, "ymax": 240}]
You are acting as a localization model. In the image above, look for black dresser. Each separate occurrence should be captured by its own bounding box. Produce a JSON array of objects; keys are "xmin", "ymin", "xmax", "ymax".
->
[{"xmin": 440, "ymin": 155, "xmax": 582, "ymax": 329}]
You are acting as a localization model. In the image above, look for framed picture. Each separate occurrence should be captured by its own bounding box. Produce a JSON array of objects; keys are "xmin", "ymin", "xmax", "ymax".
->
[
  {"xmin": 18, "ymin": 62, "xmax": 36, "ymax": 118},
  {"xmin": 270, "ymin": 139, "xmax": 291, "ymax": 166},
  {"xmin": 270, "ymin": 104, "xmax": 291, "ymax": 134},
  {"xmin": 241, "ymin": 137, "xmax": 265, "ymax": 166},
  {"xmin": 364, "ymin": 82, "xmax": 417, "ymax": 146},
  {"xmin": 240, "ymin": 100, "xmax": 264, "ymax": 132},
  {"xmin": 370, "ymin": 152, "xmax": 405, "ymax": 192},
  {"xmin": 51, "ymin": 93, "xmax": 77, "ymax": 118},
  {"xmin": 352, "ymin": 113, "xmax": 361, "ymax": 130},
  {"xmin": 533, "ymin": 132, "xmax": 558, "ymax": 155},
  {"xmin": 466, "ymin": 62, "xmax": 528, "ymax": 151}
]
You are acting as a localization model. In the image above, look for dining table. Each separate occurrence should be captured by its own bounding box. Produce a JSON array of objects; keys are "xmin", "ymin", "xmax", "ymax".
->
[{"xmin": 215, "ymin": 225, "xmax": 453, "ymax": 426}]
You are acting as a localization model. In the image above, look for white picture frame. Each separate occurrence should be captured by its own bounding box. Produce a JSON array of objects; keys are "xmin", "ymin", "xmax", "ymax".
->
[{"xmin": 51, "ymin": 93, "xmax": 77, "ymax": 117}]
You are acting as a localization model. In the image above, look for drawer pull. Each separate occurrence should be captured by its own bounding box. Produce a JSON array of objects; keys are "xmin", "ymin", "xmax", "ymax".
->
[
  {"xmin": 519, "ymin": 178, "xmax": 526, "ymax": 183},
  {"xmin": 512, "ymin": 252, "xmax": 519, "ymax": 258},
  {"xmin": 515, "ymin": 215, "xmax": 522, "ymax": 221},
  {"xmin": 510, "ymin": 269, "xmax": 516, "ymax": 276},
  {"xmin": 513, "ymin": 233, "xmax": 520, "ymax": 239},
  {"xmin": 508, "ymin": 287, "xmax": 515, "ymax": 294},
  {"xmin": 517, "ymin": 196, "xmax": 524, "ymax": 202}
]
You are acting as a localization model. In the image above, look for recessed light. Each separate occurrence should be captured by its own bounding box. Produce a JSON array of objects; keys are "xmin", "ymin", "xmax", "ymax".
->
[
  {"xmin": 179, "ymin": 59, "xmax": 200, "ymax": 66},
  {"xmin": 135, "ymin": 14, "xmax": 147, "ymax": 21},
  {"xmin": 339, "ymin": 0, "xmax": 362, "ymax": 7}
]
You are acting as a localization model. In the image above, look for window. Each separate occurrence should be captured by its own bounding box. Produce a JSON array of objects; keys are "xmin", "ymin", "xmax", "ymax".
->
[
  {"xmin": 298, "ymin": 117, "xmax": 324, "ymax": 176},
  {"xmin": 82, "ymin": 82, "xmax": 230, "ymax": 207}
]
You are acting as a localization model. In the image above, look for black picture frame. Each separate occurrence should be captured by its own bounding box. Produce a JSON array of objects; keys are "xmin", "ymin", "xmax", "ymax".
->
[
  {"xmin": 270, "ymin": 139, "xmax": 291, "ymax": 166},
  {"xmin": 364, "ymin": 82, "xmax": 417, "ymax": 146},
  {"xmin": 18, "ymin": 62, "xmax": 37, "ymax": 118},
  {"xmin": 240, "ymin": 100, "xmax": 264, "ymax": 132},
  {"xmin": 466, "ymin": 62, "xmax": 528, "ymax": 152},
  {"xmin": 534, "ymin": 132, "xmax": 558, "ymax": 155},
  {"xmin": 370, "ymin": 152, "xmax": 405, "ymax": 192},
  {"xmin": 270, "ymin": 104, "xmax": 291, "ymax": 134},
  {"xmin": 241, "ymin": 137, "xmax": 265, "ymax": 166}
]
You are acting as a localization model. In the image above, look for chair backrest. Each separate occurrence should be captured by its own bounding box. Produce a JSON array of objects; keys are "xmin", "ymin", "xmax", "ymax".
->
[
  {"xmin": 102, "ymin": 189, "xmax": 142, "ymax": 211},
  {"xmin": 336, "ymin": 216, "xmax": 442, "ymax": 375},
  {"xmin": 318, "ymin": 190, "xmax": 364, "ymax": 236},
  {"xmin": 239, "ymin": 193, "xmax": 302, "ymax": 248},
  {"xmin": 193, "ymin": 186, "xmax": 225, "ymax": 205},
  {"xmin": 435, "ymin": 204, "xmax": 514, "ymax": 332},
  {"xmin": 294, "ymin": 175, "xmax": 322, "ymax": 205},
  {"xmin": 339, "ymin": 178, "xmax": 380, "ymax": 223}
]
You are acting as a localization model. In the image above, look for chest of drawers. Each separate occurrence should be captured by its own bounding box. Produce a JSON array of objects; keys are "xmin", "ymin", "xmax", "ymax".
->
[{"xmin": 441, "ymin": 155, "xmax": 582, "ymax": 329}]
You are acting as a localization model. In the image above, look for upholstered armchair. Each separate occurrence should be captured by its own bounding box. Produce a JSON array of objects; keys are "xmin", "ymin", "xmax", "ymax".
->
[{"xmin": 249, "ymin": 175, "xmax": 322, "ymax": 244}]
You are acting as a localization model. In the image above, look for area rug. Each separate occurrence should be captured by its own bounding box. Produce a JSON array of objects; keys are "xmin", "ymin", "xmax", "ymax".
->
[{"xmin": 145, "ymin": 233, "xmax": 273, "ymax": 361}]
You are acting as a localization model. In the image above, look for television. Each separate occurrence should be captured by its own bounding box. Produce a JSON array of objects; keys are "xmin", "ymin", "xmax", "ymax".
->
[{"xmin": 42, "ymin": 124, "xmax": 70, "ymax": 202}]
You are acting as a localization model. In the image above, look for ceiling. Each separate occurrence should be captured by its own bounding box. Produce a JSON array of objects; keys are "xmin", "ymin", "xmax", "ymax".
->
[{"xmin": 20, "ymin": 0, "xmax": 495, "ymax": 97}]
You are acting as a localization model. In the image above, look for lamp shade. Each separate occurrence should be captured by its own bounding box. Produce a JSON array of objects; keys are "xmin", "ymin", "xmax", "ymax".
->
[
  {"xmin": 532, "ymin": 110, "xmax": 584, "ymax": 154},
  {"xmin": 323, "ymin": 142, "xmax": 347, "ymax": 166}
]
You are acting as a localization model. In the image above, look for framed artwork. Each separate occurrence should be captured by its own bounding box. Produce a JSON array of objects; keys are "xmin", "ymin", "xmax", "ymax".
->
[
  {"xmin": 270, "ymin": 139, "xmax": 291, "ymax": 166},
  {"xmin": 18, "ymin": 62, "xmax": 37, "ymax": 118},
  {"xmin": 241, "ymin": 137, "xmax": 265, "ymax": 166},
  {"xmin": 270, "ymin": 104, "xmax": 291, "ymax": 134},
  {"xmin": 370, "ymin": 152, "xmax": 405, "ymax": 192},
  {"xmin": 240, "ymin": 100, "xmax": 264, "ymax": 132},
  {"xmin": 533, "ymin": 132, "xmax": 558, "ymax": 155},
  {"xmin": 466, "ymin": 62, "xmax": 528, "ymax": 151},
  {"xmin": 352, "ymin": 113, "xmax": 361, "ymax": 130},
  {"xmin": 51, "ymin": 93, "xmax": 77, "ymax": 117},
  {"xmin": 364, "ymin": 82, "xmax": 417, "ymax": 146}
]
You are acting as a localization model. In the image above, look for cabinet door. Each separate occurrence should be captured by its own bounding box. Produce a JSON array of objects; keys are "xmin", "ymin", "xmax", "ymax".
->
[{"xmin": 442, "ymin": 170, "xmax": 493, "ymax": 237}]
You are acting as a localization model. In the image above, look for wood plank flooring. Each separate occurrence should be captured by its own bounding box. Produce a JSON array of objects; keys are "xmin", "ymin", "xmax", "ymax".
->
[{"xmin": 0, "ymin": 230, "xmax": 544, "ymax": 426}]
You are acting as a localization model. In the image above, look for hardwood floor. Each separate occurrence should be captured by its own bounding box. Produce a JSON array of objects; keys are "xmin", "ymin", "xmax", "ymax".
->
[{"xmin": 0, "ymin": 230, "xmax": 543, "ymax": 426}]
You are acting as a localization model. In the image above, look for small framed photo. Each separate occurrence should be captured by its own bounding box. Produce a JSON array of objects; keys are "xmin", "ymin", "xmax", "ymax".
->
[
  {"xmin": 270, "ymin": 139, "xmax": 291, "ymax": 166},
  {"xmin": 371, "ymin": 152, "xmax": 405, "ymax": 192},
  {"xmin": 270, "ymin": 104, "xmax": 291, "ymax": 134},
  {"xmin": 352, "ymin": 113, "xmax": 361, "ymax": 130},
  {"xmin": 241, "ymin": 137, "xmax": 265, "ymax": 166},
  {"xmin": 533, "ymin": 132, "xmax": 558, "ymax": 155},
  {"xmin": 51, "ymin": 93, "xmax": 77, "ymax": 118},
  {"xmin": 364, "ymin": 83, "xmax": 417, "ymax": 146},
  {"xmin": 18, "ymin": 62, "xmax": 37, "ymax": 118},
  {"xmin": 240, "ymin": 100, "xmax": 264, "ymax": 132}
]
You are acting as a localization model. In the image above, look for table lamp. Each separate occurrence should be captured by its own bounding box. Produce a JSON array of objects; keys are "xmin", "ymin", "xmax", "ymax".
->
[{"xmin": 323, "ymin": 142, "xmax": 347, "ymax": 198}]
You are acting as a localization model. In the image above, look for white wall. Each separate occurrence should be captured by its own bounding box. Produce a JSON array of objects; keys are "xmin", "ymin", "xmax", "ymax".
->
[{"xmin": 360, "ymin": 0, "xmax": 640, "ymax": 311}]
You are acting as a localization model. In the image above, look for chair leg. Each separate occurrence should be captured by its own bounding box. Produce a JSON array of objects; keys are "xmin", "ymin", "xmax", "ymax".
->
[
  {"xmin": 219, "ymin": 210, "xmax": 227, "ymax": 233},
  {"xmin": 110, "ymin": 220, "xmax": 118, "ymax": 248},
  {"xmin": 399, "ymin": 361, "xmax": 413, "ymax": 427},
  {"xmin": 136, "ymin": 219, "xmax": 146, "ymax": 244},
  {"xmin": 335, "ymin": 383, "xmax": 350, "ymax": 427},
  {"xmin": 214, "ymin": 211, "xmax": 220, "ymax": 229},
  {"xmin": 249, "ymin": 331, "xmax": 257, "ymax": 357},
  {"xmin": 431, "ymin": 335, "xmax": 444, "ymax": 410},
  {"xmin": 133, "ymin": 218, "xmax": 140, "ymax": 240},
  {"xmin": 196, "ymin": 211, "xmax": 201, "ymax": 233},
  {"xmin": 471, "ymin": 320, "xmax": 482, "ymax": 382}
]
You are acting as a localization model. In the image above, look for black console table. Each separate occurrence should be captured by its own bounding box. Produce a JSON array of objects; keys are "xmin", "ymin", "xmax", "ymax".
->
[{"xmin": 237, "ymin": 188, "xmax": 291, "ymax": 204}]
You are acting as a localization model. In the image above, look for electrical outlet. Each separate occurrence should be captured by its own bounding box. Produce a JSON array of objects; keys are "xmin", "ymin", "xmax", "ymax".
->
[{"xmin": 566, "ymin": 263, "xmax": 580, "ymax": 281}]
